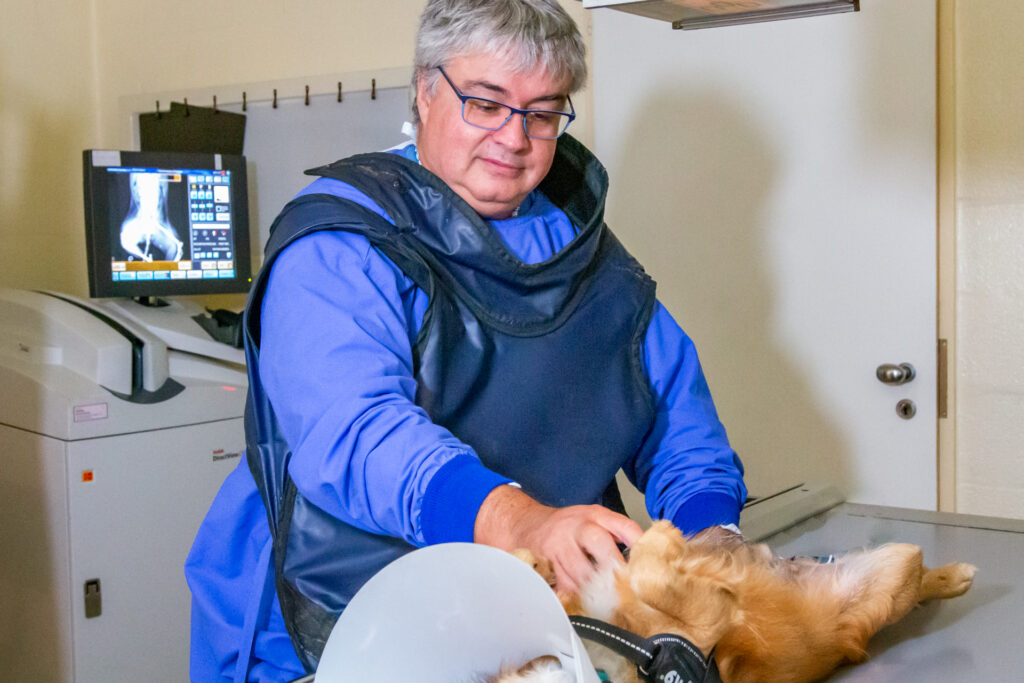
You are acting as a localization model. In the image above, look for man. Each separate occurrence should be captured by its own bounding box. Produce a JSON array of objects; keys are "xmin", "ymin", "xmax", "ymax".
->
[{"xmin": 186, "ymin": 1, "xmax": 746, "ymax": 681}]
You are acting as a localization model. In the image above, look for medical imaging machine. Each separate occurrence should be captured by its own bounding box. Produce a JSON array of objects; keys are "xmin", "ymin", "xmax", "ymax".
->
[{"xmin": 0, "ymin": 150, "xmax": 253, "ymax": 682}]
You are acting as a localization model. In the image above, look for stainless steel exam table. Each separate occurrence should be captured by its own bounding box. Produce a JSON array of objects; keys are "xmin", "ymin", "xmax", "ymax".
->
[
  {"xmin": 301, "ymin": 485, "xmax": 1023, "ymax": 682},
  {"xmin": 740, "ymin": 485, "xmax": 1024, "ymax": 681}
]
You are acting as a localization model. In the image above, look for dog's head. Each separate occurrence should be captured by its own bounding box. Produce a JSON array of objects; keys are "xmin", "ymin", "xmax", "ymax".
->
[{"xmin": 613, "ymin": 521, "xmax": 743, "ymax": 656}]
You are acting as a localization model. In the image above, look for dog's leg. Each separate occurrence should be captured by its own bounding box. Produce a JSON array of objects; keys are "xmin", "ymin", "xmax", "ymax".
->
[
  {"xmin": 828, "ymin": 545, "xmax": 976, "ymax": 629},
  {"xmin": 511, "ymin": 548, "xmax": 558, "ymax": 587},
  {"xmin": 837, "ymin": 544, "xmax": 926, "ymax": 629},
  {"xmin": 509, "ymin": 549, "xmax": 586, "ymax": 615},
  {"xmin": 919, "ymin": 562, "xmax": 977, "ymax": 601},
  {"xmin": 487, "ymin": 655, "xmax": 576, "ymax": 683},
  {"xmin": 799, "ymin": 542, "xmax": 976, "ymax": 670}
]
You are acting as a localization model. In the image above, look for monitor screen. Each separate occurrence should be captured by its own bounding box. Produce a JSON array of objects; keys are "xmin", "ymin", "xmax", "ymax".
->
[{"xmin": 82, "ymin": 150, "xmax": 252, "ymax": 299}]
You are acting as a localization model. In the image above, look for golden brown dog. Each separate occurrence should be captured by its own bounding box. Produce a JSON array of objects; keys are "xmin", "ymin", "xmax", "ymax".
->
[{"xmin": 498, "ymin": 520, "xmax": 976, "ymax": 682}]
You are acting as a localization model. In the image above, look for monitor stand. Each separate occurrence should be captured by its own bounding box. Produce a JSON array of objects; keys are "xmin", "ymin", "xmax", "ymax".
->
[{"xmin": 101, "ymin": 297, "xmax": 245, "ymax": 366}]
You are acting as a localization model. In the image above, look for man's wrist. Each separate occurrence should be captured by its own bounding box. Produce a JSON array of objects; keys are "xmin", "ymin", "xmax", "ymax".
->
[
  {"xmin": 670, "ymin": 491, "xmax": 743, "ymax": 536},
  {"xmin": 473, "ymin": 483, "xmax": 550, "ymax": 550},
  {"xmin": 420, "ymin": 454, "xmax": 513, "ymax": 545}
]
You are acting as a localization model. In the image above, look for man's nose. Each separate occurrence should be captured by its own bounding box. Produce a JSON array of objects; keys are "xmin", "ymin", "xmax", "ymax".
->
[{"xmin": 492, "ymin": 113, "xmax": 530, "ymax": 149}]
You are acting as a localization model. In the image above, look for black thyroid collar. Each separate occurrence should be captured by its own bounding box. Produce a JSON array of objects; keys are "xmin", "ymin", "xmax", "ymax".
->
[{"xmin": 569, "ymin": 615, "xmax": 722, "ymax": 683}]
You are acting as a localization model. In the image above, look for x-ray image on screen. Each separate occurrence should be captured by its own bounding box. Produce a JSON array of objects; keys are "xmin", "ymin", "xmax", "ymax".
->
[
  {"xmin": 83, "ymin": 150, "xmax": 251, "ymax": 299},
  {"xmin": 113, "ymin": 171, "xmax": 189, "ymax": 262}
]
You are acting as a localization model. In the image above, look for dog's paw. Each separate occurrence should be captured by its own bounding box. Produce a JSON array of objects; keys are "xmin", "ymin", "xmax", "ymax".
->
[
  {"xmin": 629, "ymin": 519, "xmax": 686, "ymax": 562},
  {"xmin": 921, "ymin": 562, "xmax": 977, "ymax": 600},
  {"xmin": 511, "ymin": 549, "xmax": 557, "ymax": 587},
  {"xmin": 489, "ymin": 655, "xmax": 574, "ymax": 682}
]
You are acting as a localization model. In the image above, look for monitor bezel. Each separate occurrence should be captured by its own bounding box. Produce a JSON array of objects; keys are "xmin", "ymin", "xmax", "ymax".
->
[{"xmin": 82, "ymin": 149, "xmax": 252, "ymax": 299}]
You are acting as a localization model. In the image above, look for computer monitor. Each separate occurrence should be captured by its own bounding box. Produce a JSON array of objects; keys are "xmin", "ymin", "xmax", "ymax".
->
[{"xmin": 82, "ymin": 150, "xmax": 252, "ymax": 300}]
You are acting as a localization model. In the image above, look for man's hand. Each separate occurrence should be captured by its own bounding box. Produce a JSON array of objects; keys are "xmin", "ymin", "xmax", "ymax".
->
[{"xmin": 474, "ymin": 485, "xmax": 643, "ymax": 594}]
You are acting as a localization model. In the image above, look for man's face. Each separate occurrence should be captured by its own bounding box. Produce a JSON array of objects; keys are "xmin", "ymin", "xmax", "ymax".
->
[{"xmin": 416, "ymin": 52, "xmax": 571, "ymax": 219}]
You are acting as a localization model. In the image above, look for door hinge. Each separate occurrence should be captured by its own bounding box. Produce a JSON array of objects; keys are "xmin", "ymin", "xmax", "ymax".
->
[{"xmin": 937, "ymin": 339, "xmax": 948, "ymax": 419}]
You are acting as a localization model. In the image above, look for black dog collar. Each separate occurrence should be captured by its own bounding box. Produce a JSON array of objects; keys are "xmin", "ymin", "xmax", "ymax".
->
[{"xmin": 570, "ymin": 615, "xmax": 722, "ymax": 683}]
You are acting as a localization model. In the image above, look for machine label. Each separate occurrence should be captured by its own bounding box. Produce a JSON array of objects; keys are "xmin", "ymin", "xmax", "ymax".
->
[
  {"xmin": 73, "ymin": 403, "xmax": 109, "ymax": 422},
  {"xmin": 211, "ymin": 449, "xmax": 242, "ymax": 462}
]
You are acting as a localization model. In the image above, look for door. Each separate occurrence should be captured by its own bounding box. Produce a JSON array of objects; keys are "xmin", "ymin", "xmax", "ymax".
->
[{"xmin": 593, "ymin": 0, "xmax": 937, "ymax": 508}]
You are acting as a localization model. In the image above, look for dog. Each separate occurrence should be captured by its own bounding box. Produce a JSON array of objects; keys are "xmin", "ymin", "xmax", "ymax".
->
[{"xmin": 493, "ymin": 520, "xmax": 976, "ymax": 682}]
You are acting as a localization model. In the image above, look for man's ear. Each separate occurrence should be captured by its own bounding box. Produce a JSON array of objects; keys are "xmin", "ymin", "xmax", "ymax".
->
[{"xmin": 416, "ymin": 74, "xmax": 433, "ymax": 125}]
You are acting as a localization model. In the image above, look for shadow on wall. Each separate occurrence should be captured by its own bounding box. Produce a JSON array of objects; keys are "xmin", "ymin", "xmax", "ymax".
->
[
  {"xmin": 607, "ymin": 89, "xmax": 852, "ymax": 501},
  {"xmin": 0, "ymin": 59, "xmax": 90, "ymax": 295}
]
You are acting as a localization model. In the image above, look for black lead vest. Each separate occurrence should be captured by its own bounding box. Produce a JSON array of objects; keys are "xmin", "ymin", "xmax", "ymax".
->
[{"xmin": 243, "ymin": 135, "xmax": 658, "ymax": 670}]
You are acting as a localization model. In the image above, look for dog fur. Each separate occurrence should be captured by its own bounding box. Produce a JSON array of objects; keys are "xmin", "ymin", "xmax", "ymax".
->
[{"xmin": 497, "ymin": 520, "xmax": 976, "ymax": 682}]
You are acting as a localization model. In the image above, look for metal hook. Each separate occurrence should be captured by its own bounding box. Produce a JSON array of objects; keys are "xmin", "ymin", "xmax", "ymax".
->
[
  {"xmin": 273, "ymin": 88, "xmax": 278, "ymax": 109},
  {"xmin": 371, "ymin": 78, "xmax": 376, "ymax": 100},
  {"xmin": 338, "ymin": 81, "xmax": 343, "ymax": 103},
  {"xmin": 242, "ymin": 91, "xmax": 247, "ymax": 112},
  {"xmin": 305, "ymin": 85, "xmax": 310, "ymax": 106},
  {"xmin": 184, "ymin": 97, "xmax": 190, "ymax": 116}
]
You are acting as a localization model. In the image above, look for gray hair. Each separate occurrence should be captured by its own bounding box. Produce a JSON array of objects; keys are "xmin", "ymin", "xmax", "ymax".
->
[{"xmin": 411, "ymin": 0, "xmax": 586, "ymax": 124}]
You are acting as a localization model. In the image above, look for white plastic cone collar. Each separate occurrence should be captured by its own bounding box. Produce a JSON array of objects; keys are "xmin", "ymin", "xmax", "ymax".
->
[{"xmin": 315, "ymin": 542, "xmax": 600, "ymax": 682}]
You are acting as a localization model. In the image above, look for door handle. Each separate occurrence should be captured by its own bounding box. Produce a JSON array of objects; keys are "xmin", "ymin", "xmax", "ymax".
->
[{"xmin": 876, "ymin": 362, "xmax": 916, "ymax": 385}]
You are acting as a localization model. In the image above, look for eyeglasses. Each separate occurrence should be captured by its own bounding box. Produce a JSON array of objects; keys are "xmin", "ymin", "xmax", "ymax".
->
[{"xmin": 436, "ymin": 66, "xmax": 575, "ymax": 140}]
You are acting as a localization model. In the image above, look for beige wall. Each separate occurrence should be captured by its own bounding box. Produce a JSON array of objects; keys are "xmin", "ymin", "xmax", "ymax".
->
[
  {"xmin": 0, "ymin": 0, "xmax": 591, "ymax": 300},
  {"xmin": 953, "ymin": 0, "xmax": 1024, "ymax": 519},
  {"xmin": 0, "ymin": 2, "xmax": 99, "ymax": 295}
]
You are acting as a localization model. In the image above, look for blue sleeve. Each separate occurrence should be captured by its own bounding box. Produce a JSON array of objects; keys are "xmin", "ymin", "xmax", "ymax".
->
[
  {"xmin": 625, "ymin": 301, "xmax": 748, "ymax": 535},
  {"xmin": 258, "ymin": 228, "xmax": 511, "ymax": 547}
]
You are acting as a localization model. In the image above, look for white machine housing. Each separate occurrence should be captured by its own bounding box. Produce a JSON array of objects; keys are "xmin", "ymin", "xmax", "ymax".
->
[{"xmin": 0, "ymin": 288, "xmax": 248, "ymax": 683}]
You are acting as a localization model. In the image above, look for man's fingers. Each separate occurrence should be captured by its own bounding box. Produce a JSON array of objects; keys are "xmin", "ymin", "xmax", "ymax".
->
[
  {"xmin": 493, "ymin": 501, "xmax": 644, "ymax": 593},
  {"xmin": 551, "ymin": 515, "xmax": 635, "ymax": 590},
  {"xmin": 601, "ymin": 512, "xmax": 644, "ymax": 548},
  {"xmin": 551, "ymin": 554, "xmax": 582, "ymax": 595},
  {"xmin": 578, "ymin": 523, "xmax": 628, "ymax": 571},
  {"xmin": 575, "ymin": 507, "xmax": 643, "ymax": 569}
]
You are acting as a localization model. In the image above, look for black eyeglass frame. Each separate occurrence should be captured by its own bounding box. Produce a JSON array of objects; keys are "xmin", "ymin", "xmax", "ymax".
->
[{"xmin": 435, "ymin": 66, "xmax": 576, "ymax": 140}]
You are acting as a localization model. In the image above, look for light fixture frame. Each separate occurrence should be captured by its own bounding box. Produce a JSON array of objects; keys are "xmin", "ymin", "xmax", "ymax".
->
[{"xmin": 580, "ymin": 1, "xmax": 860, "ymax": 31}]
